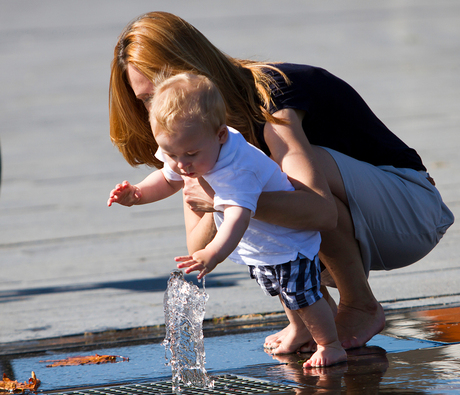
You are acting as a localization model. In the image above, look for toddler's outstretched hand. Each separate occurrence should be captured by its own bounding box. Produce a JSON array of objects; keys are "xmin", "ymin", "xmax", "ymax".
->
[
  {"xmin": 175, "ymin": 250, "xmax": 219, "ymax": 280},
  {"xmin": 107, "ymin": 180, "xmax": 141, "ymax": 207}
]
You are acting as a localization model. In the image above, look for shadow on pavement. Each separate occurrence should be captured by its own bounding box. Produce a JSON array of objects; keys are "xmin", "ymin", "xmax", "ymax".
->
[{"xmin": 0, "ymin": 272, "xmax": 241, "ymax": 303}]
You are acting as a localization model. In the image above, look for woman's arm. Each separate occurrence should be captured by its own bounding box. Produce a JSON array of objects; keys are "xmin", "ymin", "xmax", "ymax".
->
[
  {"xmin": 181, "ymin": 108, "xmax": 337, "ymax": 252},
  {"xmin": 183, "ymin": 177, "xmax": 217, "ymax": 254},
  {"xmin": 255, "ymin": 108, "xmax": 337, "ymax": 231}
]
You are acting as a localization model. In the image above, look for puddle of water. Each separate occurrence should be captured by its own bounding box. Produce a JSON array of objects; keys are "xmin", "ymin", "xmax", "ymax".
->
[
  {"xmin": 3, "ymin": 306, "xmax": 460, "ymax": 393},
  {"xmin": 2, "ymin": 330, "xmax": 451, "ymax": 393},
  {"xmin": 230, "ymin": 343, "xmax": 460, "ymax": 394},
  {"xmin": 384, "ymin": 306, "xmax": 460, "ymax": 344},
  {"xmin": 381, "ymin": 343, "xmax": 460, "ymax": 394},
  {"xmin": 4, "ymin": 330, "xmax": 276, "ymax": 392},
  {"xmin": 415, "ymin": 306, "xmax": 460, "ymax": 343},
  {"xmin": 368, "ymin": 333, "xmax": 442, "ymax": 353}
]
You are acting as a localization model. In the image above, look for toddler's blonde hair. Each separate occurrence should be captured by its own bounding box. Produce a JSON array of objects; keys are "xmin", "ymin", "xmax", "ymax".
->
[{"xmin": 150, "ymin": 73, "xmax": 226, "ymax": 136}]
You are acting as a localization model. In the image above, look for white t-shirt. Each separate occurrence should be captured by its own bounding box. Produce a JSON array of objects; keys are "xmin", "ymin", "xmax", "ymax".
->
[{"xmin": 156, "ymin": 127, "xmax": 321, "ymax": 266}]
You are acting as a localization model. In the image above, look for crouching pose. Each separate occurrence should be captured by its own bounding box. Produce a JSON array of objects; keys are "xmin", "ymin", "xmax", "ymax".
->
[{"xmin": 108, "ymin": 73, "xmax": 347, "ymax": 367}]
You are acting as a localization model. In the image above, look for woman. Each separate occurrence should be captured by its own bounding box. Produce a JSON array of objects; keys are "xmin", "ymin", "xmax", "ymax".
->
[{"xmin": 109, "ymin": 11, "xmax": 454, "ymax": 351}]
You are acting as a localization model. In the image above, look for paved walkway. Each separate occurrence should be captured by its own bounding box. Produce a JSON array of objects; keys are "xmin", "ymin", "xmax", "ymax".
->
[{"xmin": 1, "ymin": 0, "xmax": 460, "ymax": 345}]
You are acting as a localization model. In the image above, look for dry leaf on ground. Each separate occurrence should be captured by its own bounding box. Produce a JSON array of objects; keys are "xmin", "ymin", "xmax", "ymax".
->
[
  {"xmin": 0, "ymin": 371, "xmax": 40, "ymax": 393},
  {"xmin": 40, "ymin": 354, "xmax": 129, "ymax": 367}
]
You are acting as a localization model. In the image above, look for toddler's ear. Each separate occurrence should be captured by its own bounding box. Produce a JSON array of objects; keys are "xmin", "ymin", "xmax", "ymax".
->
[{"xmin": 217, "ymin": 125, "xmax": 228, "ymax": 144}]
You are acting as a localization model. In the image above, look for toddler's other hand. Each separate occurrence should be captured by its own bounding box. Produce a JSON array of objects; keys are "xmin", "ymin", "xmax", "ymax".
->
[{"xmin": 107, "ymin": 180, "xmax": 141, "ymax": 207}]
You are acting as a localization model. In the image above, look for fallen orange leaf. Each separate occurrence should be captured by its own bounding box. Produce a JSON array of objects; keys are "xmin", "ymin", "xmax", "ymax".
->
[
  {"xmin": 0, "ymin": 371, "xmax": 40, "ymax": 393},
  {"xmin": 40, "ymin": 354, "xmax": 129, "ymax": 367}
]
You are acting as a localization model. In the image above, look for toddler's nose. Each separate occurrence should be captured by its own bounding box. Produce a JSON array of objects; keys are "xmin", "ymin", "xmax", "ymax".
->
[{"xmin": 177, "ymin": 160, "xmax": 189, "ymax": 170}]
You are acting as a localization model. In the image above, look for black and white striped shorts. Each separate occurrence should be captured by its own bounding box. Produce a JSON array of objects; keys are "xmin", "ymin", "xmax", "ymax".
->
[{"xmin": 248, "ymin": 254, "xmax": 322, "ymax": 311}]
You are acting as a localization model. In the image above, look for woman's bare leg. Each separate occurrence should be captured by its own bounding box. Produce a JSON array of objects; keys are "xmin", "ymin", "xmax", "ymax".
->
[
  {"xmin": 321, "ymin": 285, "xmax": 338, "ymax": 316},
  {"xmin": 313, "ymin": 147, "xmax": 385, "ymax": 349}
]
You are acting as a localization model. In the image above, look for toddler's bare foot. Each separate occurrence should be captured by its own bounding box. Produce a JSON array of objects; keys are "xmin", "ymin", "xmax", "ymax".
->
[
  {"xmin": 303, "ymin": 342, "xmax": 347, "ymax": 368},
  {"xmin": 264, "ymin": 325, "xmax": 317, "ymax": 352},
  {"xmin": 264, "ymin": 325, "xmax": 290, "ymax": 349},
  {"xmin": 272, "ymin": 326, "xmax": 314, "ymax": 355}
]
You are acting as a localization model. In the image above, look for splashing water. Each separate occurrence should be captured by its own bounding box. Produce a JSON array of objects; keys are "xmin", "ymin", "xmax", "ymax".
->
[{"xmin": 162, "ymin": 270, "xmax": 214, "ymax": 392}]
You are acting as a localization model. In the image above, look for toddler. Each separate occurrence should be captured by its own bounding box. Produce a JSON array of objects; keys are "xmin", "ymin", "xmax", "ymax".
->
[{"xmin": 107, "ymin": 73, "xmax": 346, "ymax": 368}]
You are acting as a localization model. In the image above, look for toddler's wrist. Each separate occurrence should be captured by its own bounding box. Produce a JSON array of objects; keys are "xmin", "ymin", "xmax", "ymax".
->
[{"xmin": 133, "ymin": 186, "xmax": 142, "ymax": 204}]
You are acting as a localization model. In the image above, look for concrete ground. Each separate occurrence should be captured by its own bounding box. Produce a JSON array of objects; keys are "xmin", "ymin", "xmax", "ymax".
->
[{"xmin": 1, "ymin": 0, "xmax": 460, "ymax": 346}]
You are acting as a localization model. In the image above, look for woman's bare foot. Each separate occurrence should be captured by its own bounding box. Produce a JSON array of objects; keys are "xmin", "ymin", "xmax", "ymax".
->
[
  {"xmin": 336, "ymin": 301, "xmax": 385, "ymax": 349},
  {"xmin": 303, "ymin": 341, "xmax": 347, "ymax": 368},
  {"xmin": 272, "ymin": 325, "xmax": 315, "ymax": 354}
]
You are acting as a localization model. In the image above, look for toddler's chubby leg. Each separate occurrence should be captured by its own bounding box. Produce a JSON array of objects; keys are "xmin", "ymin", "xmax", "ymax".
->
[
  {"xmin": 296, "ymin": 298, "xmax": 347, "ymax": 368},
  {"xmin": 266, "ymin": 287, "xmax": 337, "ymax": 353}
]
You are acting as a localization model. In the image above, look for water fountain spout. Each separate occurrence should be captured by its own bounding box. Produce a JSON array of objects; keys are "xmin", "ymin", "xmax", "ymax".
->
[{"xmin": 162, "ymin": 270, "xmax": 214, "ymax": 392}]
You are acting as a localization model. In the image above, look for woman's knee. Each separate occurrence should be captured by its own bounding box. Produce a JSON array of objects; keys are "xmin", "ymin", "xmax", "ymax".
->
[{"xmin": 312, "ymin": 146, "xmax": 348, "ymax": 205}]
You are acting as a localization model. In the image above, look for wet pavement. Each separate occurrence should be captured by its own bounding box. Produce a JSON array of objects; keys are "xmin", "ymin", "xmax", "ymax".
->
[
  {"xmin": 1, "ymin": 306, "xmax": 460, "ymax": 394},
  {"xmin": 1, "ymin": 1, "xmax": 460, "ymax": 394}
]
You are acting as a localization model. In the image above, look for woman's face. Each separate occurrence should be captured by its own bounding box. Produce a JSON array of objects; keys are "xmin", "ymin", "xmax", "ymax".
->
[{"xmin": 126, "ymin": 64, "xmax": 154, "ymax": 107}]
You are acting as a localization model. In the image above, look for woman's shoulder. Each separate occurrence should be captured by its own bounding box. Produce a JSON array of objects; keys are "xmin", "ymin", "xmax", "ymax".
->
[
  {"xmin": 265, "ymin": 63, "xmax": 364, "ymax": 109},
  {"xmin": 266, "ymin": 63, "xmax": 334, "ymax": 83},
  {"xmin": 261, "ymin": 63, "xmax": 329, "ymax": 113},
  {"xmin": 264, "ymin": 62, "xmax": 346, "ymax": 99}
]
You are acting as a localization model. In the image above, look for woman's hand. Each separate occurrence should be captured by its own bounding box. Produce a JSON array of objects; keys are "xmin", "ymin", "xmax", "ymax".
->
[{"xmin": 183, "ymin": 177, "xmax": 216, "ymax": 212}]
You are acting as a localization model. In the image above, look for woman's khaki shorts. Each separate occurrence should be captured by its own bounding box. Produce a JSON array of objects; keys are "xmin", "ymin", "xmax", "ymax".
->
[{"xmin": 322, "ymin": 147, "xmax": 454, "ymax": 276}]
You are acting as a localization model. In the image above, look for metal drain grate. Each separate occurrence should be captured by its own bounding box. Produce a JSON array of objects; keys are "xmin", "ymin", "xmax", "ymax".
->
[{"xmin": 49, "ymin": 375, "xmax": 296, "ymax": 395}]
